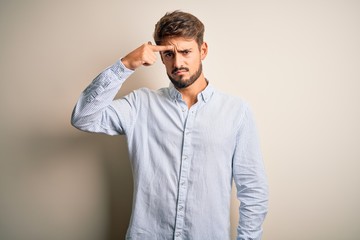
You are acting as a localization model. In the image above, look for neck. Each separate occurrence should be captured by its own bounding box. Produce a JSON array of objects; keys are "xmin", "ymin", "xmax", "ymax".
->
[{"xmin": 177, "ymin": 74, "xmax": 207, "ymax": 109}]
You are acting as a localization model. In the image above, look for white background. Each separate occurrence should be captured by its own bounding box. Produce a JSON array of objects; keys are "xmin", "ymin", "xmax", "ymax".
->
[{"xmin": 1, "ymin": 0, "xmax": 359, "ymax": 239}]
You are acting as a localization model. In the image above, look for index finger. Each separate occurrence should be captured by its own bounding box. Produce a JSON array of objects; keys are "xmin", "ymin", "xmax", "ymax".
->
[{"xmin": 150, "ymin": 44, "xmax": 174, "ymax": 52}]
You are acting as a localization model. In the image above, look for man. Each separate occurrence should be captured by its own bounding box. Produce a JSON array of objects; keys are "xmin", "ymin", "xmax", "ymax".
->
[{"xmin": 71, "ymin": 11, "xmax": 268, "ymax": 240}]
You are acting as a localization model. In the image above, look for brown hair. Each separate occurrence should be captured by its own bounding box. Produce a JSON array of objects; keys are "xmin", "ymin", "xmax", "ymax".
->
[{"xmin": 154, "ymin": 11, "xmax": 205, "ymax": 47}]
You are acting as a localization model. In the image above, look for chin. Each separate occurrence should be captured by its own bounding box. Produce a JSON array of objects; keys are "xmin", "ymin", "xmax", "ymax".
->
[{"xmin": 171, "ymin": 78, "xmax": 197, "ymax": 89}]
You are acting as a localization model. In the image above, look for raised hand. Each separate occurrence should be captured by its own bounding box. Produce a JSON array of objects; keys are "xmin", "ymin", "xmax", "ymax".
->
[{"xmin": 121, "ymin": 42, "xmax": 173, "ymax": 70}]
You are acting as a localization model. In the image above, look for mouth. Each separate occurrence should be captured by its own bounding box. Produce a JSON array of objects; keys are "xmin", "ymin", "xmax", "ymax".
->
[
  {"xmin": 172, "ymin": 68, "xmax": 189, "ymax": 75},
  {"xmin": 174, "ymin": 70, "xmax": 187, "ymax": 76}
]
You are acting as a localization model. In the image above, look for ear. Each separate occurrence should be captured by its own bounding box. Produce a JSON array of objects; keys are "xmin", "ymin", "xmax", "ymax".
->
[{"xmin": 200, "ymin": 42, "xmax": 208, "ymax": 60}]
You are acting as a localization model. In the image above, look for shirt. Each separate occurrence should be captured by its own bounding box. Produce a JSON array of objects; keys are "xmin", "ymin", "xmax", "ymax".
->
[{"xmin": 71, "ymin": 60, "xmax": 268, "ymax": 240}]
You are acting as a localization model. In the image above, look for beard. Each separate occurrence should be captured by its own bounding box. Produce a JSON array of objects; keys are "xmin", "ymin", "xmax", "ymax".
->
[{"xmin": 167, "ymin": 63, "xmax": 203, "ymax": 89}]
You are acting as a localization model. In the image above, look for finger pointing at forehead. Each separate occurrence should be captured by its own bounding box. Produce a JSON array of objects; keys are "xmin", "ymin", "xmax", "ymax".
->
[
  {"xmin": 121, "ymin": 42, "xmax": 174, "ymax": 70},
  {"xmin": 149, "ymin": 44, "xmax": 174, "ymax": 52}
]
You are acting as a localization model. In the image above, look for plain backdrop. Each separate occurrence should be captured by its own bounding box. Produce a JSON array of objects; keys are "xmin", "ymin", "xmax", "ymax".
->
[{"xmin": 1, "ymin": 0, "xmax": 359, "ymax": 239}]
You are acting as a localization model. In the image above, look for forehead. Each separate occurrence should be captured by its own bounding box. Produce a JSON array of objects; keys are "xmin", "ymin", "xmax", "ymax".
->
[{"xmin": 162, "ymin": 37, "xmax": 198, "ymax": 50}]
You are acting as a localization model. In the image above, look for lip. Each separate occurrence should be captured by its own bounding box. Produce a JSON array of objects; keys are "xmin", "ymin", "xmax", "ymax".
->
[{"xmin": 174, "ymin": 70, "xmax": 188, "ymax": 75}]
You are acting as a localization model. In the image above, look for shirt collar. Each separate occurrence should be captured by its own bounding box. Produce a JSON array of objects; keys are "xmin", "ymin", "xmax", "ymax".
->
[{"xmin": 168, "ymin": 80, "xmax": 214, "ymax": 103}]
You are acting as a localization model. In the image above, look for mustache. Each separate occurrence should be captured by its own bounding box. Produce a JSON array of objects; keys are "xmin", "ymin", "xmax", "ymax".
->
[{"xmin": 172, "ymin": 67, "xmax": 189, "ymax": 74}]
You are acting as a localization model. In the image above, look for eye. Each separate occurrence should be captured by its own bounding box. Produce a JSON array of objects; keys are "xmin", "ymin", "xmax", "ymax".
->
[
  {"xmin": 182, "ymin": 50, "xmax": 191, "ymax": 55},
  {"xmin": 163, "ymin": 51, "xmax": 174, "ymax": 59}
]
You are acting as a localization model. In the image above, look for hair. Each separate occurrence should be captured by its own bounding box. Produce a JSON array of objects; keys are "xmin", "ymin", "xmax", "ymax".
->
[{"xmin": 154, "ymin": 11, "xmax": 205, "ymax": 47}]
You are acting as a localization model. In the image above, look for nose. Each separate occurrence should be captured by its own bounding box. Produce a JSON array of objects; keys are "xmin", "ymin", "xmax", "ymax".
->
[{"xmin": 173, "ymin": 53, "xmax": 183, "ymax": 68}]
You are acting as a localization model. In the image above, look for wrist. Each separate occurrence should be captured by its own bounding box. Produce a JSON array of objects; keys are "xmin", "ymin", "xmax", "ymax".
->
[{"xmin": 120, "ymin": 57, "xmax": 134, "ymax": 70}]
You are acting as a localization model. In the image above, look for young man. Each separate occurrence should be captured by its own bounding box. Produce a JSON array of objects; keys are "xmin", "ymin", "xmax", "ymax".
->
[{"xmin": 71, "ymin": 11, "xmax": 268, "ymax": 240}]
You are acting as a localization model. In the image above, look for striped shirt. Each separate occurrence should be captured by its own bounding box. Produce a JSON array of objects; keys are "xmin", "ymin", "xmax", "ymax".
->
[{"xmin": 71, "ymin": 60, "xmax": 268, "ymax": 240}]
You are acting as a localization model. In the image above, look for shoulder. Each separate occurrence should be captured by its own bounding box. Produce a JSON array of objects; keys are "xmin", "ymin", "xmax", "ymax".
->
[
  {"xmin": 132, "ymin": 86, "xmax": 169, "ymax": 98},
  {"xmin": 124, "ymin": 86, "xmax": 171, "ymax": 105},
  {"xmin": 212, "ymin": 88, "xmax": 250, "ymax": 112},
  {"xmin": 210, "ymin": 88, "xmax": 254, "ymax": 129}
]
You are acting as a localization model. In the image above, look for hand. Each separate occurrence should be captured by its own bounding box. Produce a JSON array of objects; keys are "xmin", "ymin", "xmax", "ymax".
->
[{"xmin": 121, "ymin": 42, "xmax": 173, "ymax": 70}]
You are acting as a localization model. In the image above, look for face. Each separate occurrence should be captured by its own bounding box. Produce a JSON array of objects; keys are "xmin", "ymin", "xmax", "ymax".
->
[{"xmin": 160, "ymin": 37, "xmax": 208, "ymax": 89}]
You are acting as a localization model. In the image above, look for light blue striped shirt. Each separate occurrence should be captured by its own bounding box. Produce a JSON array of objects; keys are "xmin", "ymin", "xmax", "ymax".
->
[{"xmin": 71, "ymin": 60, "xmax": 268, "ymax": 240}]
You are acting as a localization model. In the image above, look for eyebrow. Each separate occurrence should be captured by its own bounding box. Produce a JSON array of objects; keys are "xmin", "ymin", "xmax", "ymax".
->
[
  {"xmin": 178, "ymin": 48, "xmax": 192, "ymax": 52},
  {"xmin": 163, "ymin": 48, "xmax": 192, "ymax": 53},
  {"xmin": 161, "ymin": 48, "xmax": 193, "ymax": 56},
  {"xmin": 162, "ymin": 50, "xmax": 174, "ymax": 55}
]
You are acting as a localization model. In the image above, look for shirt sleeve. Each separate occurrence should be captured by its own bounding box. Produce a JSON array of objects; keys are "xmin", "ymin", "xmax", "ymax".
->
[
  {"xmin": 232, "ymin": 103, "xmax": 269, "ymax": 240},
  {"xmin": 71, "ymin": 60, "xmax": 136, "ymax": 135}
]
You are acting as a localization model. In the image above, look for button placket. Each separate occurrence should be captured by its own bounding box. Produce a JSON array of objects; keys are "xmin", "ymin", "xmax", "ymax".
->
[{"xmin": 173, "ymin": 105, "xmax": 198, "ymax": 239}]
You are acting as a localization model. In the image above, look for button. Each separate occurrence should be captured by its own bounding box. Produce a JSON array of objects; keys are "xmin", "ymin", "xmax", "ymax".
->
[
  {"xmin": 176, "ymin": 232, "xmax": 181, "ymax": 237},
  {"xmin": 179, "ymin": 205, "xmax": 183, "ymax": 210}
]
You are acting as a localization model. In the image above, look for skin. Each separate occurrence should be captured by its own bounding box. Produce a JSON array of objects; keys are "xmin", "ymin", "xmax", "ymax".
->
[{"xmin": 121, "ymin": 37, "xmax": 208, "ymax": 108}]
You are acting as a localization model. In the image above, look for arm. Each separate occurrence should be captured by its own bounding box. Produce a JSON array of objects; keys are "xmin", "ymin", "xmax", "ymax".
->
[
  {"xmin": 71, "ymin": 43, "xmax": 174, "ymax": 135},
  {"xmin": 70, "ymin": 60, "xmax": 135, "ymax": 135},
  {"xmin": 232, "ymin": 103, "xmax": 269, "ymax": 240}
]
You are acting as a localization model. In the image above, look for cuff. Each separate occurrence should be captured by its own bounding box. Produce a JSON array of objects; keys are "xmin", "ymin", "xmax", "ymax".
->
[{"xmin": 109, "ymin": 59, "xmax": 134, "ymax": 79}]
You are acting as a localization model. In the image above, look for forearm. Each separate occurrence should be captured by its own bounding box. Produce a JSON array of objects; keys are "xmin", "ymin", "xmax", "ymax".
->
[
  {"xmin": 233, "ymin": 103, "xmax": 269, "ymax": 240},
  {"xmin": 71, "ymin": 59, "xmax": 134, "ymax": 134},
  {"xmin": 236, "ymin": 172, "xmax": 268, "ymax": 240}
]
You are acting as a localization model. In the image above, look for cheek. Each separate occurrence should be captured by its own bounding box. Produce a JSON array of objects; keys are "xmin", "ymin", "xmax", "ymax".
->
[
  {"xmin": 189, "ymin": 59, "xmax": 201, "ymax": 70},
  {"xmin": 162, "ymin": 61, "xmax": 170, "ymax": 68},
  {"xmin": 164, "ymin": 64, "xmax": 173, "ymax": 73}
]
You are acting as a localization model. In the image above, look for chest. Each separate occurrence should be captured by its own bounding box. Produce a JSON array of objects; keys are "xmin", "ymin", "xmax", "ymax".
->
[{"xmin": 139, "ymin": 98, "xmax": 240, "ymax": 154}]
